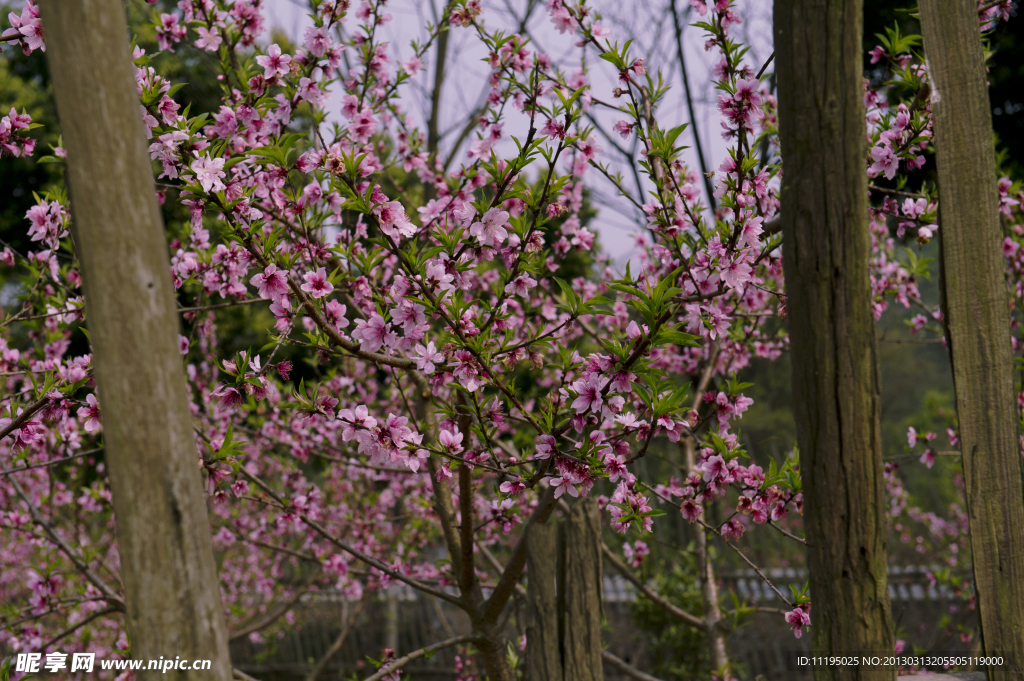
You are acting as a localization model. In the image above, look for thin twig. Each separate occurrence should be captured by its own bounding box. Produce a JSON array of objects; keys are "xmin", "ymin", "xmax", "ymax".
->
[
  {"xmin": 9, "ymin": 476, "xmax": 126, "ymax": 611},
  {"xmin": 305, "ymin": 589, "xmax": 372, "ymax": 681},
  {"xmin": 229, "ymin": 573, "xmax": 319, "ymax": 642},
  {"xmin": 722, "ymin": 540, "xmax": 794, "ymax": 607},
  {"xmin": 755, "ymin": 51, "xmax": 775, "ymax": 80},
  {"xmin": 601, "ymin": 543, "xmax": 704, "ymax": 630},
  {"xmin": 39, "ymin": 607, "xmax": 118, "ymax": 652},
  {"xmin": 602, "ymin": 650, "xmax": 667, "ymax": 681},
  {"xmin": 868, "ymin": 184, "xmax": 927, "ymax": 199},
  {"xmin": 0, "ymin": 448, "xmax": 103, "ymax": 478},
  {"xmin": 0, "ymin": 396, "xmax": 53, "ymax": 442},
  {"xmin": 361, "ymin": 635, "xmax": 474, "ymax": 681},
  {"xmin": 238, "ymin": 467, "xmax": 464, "ymax": 608},
  {"xmin": 766, "ymin": 520, "xmax": 807, "ymax": 545},
  {"xmin": 179, "ymin": 297, "xmax": 264, "ymax": 313}
]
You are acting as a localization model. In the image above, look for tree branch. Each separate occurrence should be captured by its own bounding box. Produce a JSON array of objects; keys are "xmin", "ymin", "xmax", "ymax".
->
[
  {"xmin": 670, "ymin": 0, "xmax": 716, "ymax": 210},
  {"xmin": 602, "ymin": 650, "xmax": 667, "ymax": 681},
  {"xmin": 362, "ymin": 635, "xmax": 474, "ymax": 681},
  {"xmin": 0, "ymin": 448, "xmax": 102, "ymax": 478},
  {"xmin": 601, "ymin": 543, "xmax": 704, "ymax": 630},
  {"xmin": 481, "ymin": 485, "xmax": 558, "ymax": 622},
  {"xmin": 238, "ymin": 467, "xmax": 464, "ymax": 608},
  {"xmin": 229, "ymin": 577, "xmax": 316, "ymax": 642},
  {"xmin": 0, "ymin": 396, "xmax": 52, "ymax": 442},
  {"xmin": 40, "ymin": 606, "xmax": 118, "ymax": 652}
]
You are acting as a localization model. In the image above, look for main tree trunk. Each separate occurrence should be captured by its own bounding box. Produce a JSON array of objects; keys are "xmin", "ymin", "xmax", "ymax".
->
[
  {"xmin": 919, "ymin": 2, "xmax": 1024, "ymax": 678},
  {"xmin": 37, "ymin": 1, "xmax": 231, "ymax": 678}
]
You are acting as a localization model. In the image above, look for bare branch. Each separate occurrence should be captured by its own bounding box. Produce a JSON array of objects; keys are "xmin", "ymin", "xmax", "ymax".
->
[
  {"xmin": 40, "ymin": 606, "xmax": 118, "ymax": 652},
  {"xmin": 361, "ymin": 635, "xmax": 474, "ymax": 681},
  {"xmin": 479, "ymin": 544, "xmax": 525, "ymax": 598},
  {"xmin": 305, "ymin": 589, "xmax": 372, "ymax": 681},
  {"xmin": 9, "ymin": 476, "xmax": 126, "ymax": 611},
  {"xmin": 670, "ymin": 0, "xmax": 716, "ymax": 210},
  {"xmin": 481, "ymin": 485, "xmax": 558, "ymax": 622},
  {"xmin": 602, "ymin": 650, "xmax": 667, "ymax": 681},
  {"xmin": 229, "ymin": 578, "xmax": 316, "ymax": 642},
  {"xmin": 0, "ymin": 448, "xmax": 102, "ymax": 478},
  {"xmin": 601, "ymin": 543, "xmax": 704, "ymax": 630}
]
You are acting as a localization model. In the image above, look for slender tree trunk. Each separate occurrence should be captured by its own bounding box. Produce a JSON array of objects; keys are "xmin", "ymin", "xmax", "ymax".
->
[
  {"xmin": 526, "ymin": 518, "xmax": 563, "ymax": 681},
  {"xmin": 36, "ymin": 1, "xmax": 231, "ymax": 678},
  {"xmin": 919, "ymin": 2, "xmax": 1024, "ymax": 678},
  {"xmin": 774, "ymin": 2, "xmax": 895, "ymax": 680},
  {"xmin": 474, "ymin": 621, "xmax": 514, "ymax": 681},
  {"xmin": 683, "ymin": 436, "xmax": 730, "ymax": 675},
  {"xmin": 385, "ymin": 590, "xmax": 400, "ymax": 652},
  {"xmin": 559, "ymin": 499, "xmax": 604, "ymax": 681}
]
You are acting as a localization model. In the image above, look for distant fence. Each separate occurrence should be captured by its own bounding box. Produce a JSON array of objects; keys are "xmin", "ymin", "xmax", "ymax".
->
[{"xmin": 231, "ymin": 565, "xmax": 975, "ymax": 680}]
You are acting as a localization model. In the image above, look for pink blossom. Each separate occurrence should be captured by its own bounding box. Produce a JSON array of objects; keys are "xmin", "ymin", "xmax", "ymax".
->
[
  {"xmin": 195, "ymin": 26, "xmax": 222, "ymax": 51},
  {"xmin": 613, "ymin": 120, "xmax": 634, "ymax": 139},
  {"xmin": 550, "ymin": 7, "xmax": 578, "ymax": 34},
  {"xmin": 250, "ymin": 264, "xmax": 290, "ymax": 301},
  {"xmin": 785, "ymin": 605, "xmax": 811, "ymax": 639},
  {"xmin": 78, "ymin": 394, "xmax": 102, "ymax": 433},
  {"xmin": 868, "ymin": 142, "xmax": 898, "ymax": 180},
  {"xmin": 256, "ymin": 44, "xmax": 292, "ymax": 79},
  {"xmin": 470, "ymin": 208, "xmax": 510, "ymax": 248},
  {"xmin": 402, "ymin": 56, "xmax": 424, "ymax": 75},
  {"xmin": 190, "ymin": 153, "xmax": 227, "ymax": 193},
  {"xmin": 570, "ymin": 373, "xmax": 609, "ymax": 414},
  {"xmin": 303, "ymin": 26, "xmax": 332, "ymax": 58},
  {"xmin": 504, "ymin": 274, "xmax": 537, "ymax": 297},
  {"xmin": 499, "ymin": 478, "xmax": 526, "ymax": 497},
  {"xmin": 352, "ymin": 314, "xmax": 395, "ymax": 352},
  {"xmin": 439, "ymin": 428, "xmax": 463, "ymax": 452},
  {"xmin": 414, "ymin": 341, "xmax": 444, "ymax": 373},
  {"xmin": 301, "ymin": 268, "xmax": 334, "ymax": 299},
  {"xmin": 552, "ymin": 476, "xmax": 578, "ymax": 498},
  {"xmin": 374, "ymin": 200, "xmax": 416, "ymax": 240},
  {"xmin": 535, "ymin": 434, "xmax": 557, "ymax": 459}
]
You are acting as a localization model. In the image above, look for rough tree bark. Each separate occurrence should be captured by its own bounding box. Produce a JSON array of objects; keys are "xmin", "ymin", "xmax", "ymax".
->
[
  {"xmin": 526, "ymin": 518, "xmax": 563, "ymax": 681},
  {"xmin": 36, "ymin": 1, "xmax": 231, "ymax": 678},
  {"xmin": 919, "ymin": 2, "xmax": 1024, "ymax": 678},
  {"xmin": 559, "ymin": 499, "xmax": 604, "ymax": 681},
  {"xmin": 774, "ymin": 1, "xmax": 895, "ymax": 680}
]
